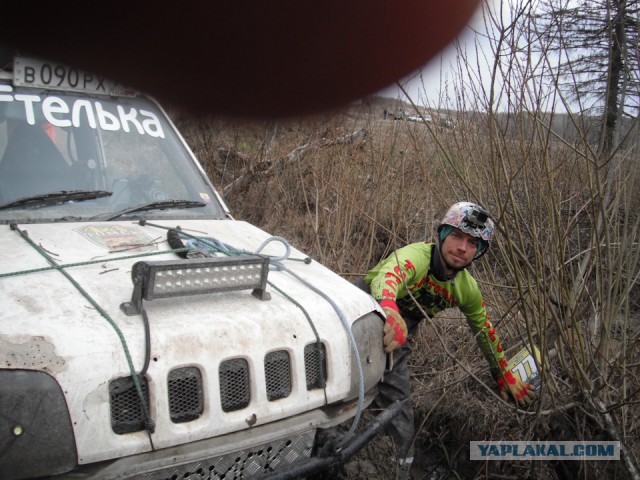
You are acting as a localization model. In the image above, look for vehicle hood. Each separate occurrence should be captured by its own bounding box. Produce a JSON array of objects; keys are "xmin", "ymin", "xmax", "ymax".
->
[{"xmin": 0, "ymin": 219, "xmax": 382, "ymax": 463}]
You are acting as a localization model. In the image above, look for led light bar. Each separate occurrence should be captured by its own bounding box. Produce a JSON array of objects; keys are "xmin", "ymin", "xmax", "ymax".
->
[{"xmin": 121, "ymin": 255, "xmax": 270, "ymax": 315}]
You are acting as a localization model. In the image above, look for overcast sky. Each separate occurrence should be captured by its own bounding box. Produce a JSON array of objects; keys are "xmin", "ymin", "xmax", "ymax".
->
[
  {"xmin": 380, "ymin": 0, "xmax": 639, "ymax": 116},
  {"xmin": 377, "ymin": 3, "xmax": 489, "ymax": 108}
]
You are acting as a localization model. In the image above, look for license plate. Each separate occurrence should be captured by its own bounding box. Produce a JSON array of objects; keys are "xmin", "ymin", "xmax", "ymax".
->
[{"xmin": 13, "ymin": 56, "xmax": 130, "ymax": 96}]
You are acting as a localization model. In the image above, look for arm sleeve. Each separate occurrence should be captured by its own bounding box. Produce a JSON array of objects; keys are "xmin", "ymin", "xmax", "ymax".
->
[
  {"xmin": 365, "ymin": 243, "xmax": 428, "ymax": 311},
  {"xmin": 459, "ymin": 279, "xmax": 509, "ymax": 377}
]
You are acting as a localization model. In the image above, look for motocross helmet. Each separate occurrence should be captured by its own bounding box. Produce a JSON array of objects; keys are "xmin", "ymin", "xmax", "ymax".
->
[{"xmin": 437, "ymin": 202, "xmax": 495, "ymax": 260}]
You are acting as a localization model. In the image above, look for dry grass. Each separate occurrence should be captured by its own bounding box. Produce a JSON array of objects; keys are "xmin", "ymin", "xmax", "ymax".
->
[{"xmin": 176, "ymin": 94, "xmax": 640, "ymax": 479}]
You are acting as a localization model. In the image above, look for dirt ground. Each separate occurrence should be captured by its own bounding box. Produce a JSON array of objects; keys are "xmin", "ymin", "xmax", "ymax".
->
[{"xmin": 344, "ymin": 429, "xmax": 452, "ymax": 480}]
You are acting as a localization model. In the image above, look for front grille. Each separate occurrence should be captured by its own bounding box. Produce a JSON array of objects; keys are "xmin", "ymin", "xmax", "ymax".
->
[
  {"xmin": 109, "ymin": 376, "xmax": 149, "ymax": 434},
  {"xmin": 304, "ymin": 342, "xmax": 327, "ymax": 390},
  {"xmin": 219, "ymin": 358, "xmax": 250, "ymax": 412},
  {"xmin": 265, "ymin": 350, "xmax": 291, "ymax": 401},
  {"xmin": 108, "ymin": 344, "xmax": 327, "ymax": 433},
  {"xmin": 168, "ymin": 367, "xmax": 203, "ymax": 423}
]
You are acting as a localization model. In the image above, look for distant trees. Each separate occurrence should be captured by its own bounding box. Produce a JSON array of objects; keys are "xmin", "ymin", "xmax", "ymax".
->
[{"xmin": 533, "ymin": 0, "xmax": 639, "ymax": 156}]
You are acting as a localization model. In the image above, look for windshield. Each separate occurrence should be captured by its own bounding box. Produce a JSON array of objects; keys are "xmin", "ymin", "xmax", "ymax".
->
[{"xmin": 0, "ymin": 81, "xmax": 227, "ymax": 223}]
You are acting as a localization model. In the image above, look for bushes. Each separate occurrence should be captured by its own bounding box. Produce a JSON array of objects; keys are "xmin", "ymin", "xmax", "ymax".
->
[{"xmin": 178, "ymin": 96, "xmax": 639, "ymax": 478}]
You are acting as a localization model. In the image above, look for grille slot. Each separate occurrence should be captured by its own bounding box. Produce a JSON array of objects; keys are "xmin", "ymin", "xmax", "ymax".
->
[
  {"xmin": 219, "ymin": 358, "xmax": 250, "ymax": 412},
  {"xmin": 265, "ymin": 350, "xmax": 292, "ymax": 401},
  {"xmin": 304, "ymin": 342, "xmax": 327, "ymax": 390},
  {"xmin": 109, "ymin": 376, "xmax": 149, "ymax": 434},
  {"xmin": 168, "ymin": 367, "xmax": 203, "ymax": 423}
]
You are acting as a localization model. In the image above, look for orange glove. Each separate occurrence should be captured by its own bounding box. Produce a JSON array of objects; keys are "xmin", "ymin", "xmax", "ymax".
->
[
  {"xmin": 497, "ymin": 370, "xmax": 536, "ymax": 406},
  {"xmin": 382, "ymin": 306, "xmax": 408, "ymax": 353}
]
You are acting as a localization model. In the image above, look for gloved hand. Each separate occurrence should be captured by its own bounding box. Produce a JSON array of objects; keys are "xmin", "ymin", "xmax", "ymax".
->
[
  {"xmin": 382, "ymin": 306, "xmax": 408, "ymax": 353},
  {"xmin": 497, "ymin": 370, "xmax": 537, "ymax": 406}
]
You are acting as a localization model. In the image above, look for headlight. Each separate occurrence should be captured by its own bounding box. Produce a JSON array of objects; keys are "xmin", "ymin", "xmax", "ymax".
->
[
  {"xmin": 345, "ymin": 312, "xmax": 386, "ymax": 401},
  {"xmin": 0, "ymin": 370, "xmax": 77, "ymax": 479}
]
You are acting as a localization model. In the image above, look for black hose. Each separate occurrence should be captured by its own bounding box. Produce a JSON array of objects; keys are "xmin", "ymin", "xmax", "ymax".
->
[
  {"xmin": 167, "ymin": 228, "xmax": 188, "ymax": 258},
  {"xmin": 139, "ymin": 309, "xmax": 151, "ymax": 376}
]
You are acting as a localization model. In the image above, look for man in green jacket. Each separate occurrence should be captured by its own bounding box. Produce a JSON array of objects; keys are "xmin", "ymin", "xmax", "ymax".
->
[{"xmin": 361, "ymin": 202, "xmax": 536, "ymax": 475}]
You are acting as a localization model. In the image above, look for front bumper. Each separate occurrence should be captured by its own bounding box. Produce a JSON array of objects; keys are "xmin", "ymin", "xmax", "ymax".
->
[
  {"xmin": 263, "ymin": 400, "xmax": 402, "ymax": 480},
  {"xmin": 53, "ymin": 398, "xmax": 400, "ymax": 480}
]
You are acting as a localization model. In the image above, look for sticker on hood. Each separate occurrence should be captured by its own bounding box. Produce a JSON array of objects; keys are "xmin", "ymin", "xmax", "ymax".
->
[{"xmin": 76, "ymin": 225, "xmax": 158, "ymax": 253}]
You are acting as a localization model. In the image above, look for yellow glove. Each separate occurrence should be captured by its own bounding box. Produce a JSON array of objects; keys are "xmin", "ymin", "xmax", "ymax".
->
[
  {"xmin": 382, "ymin": 306, "xmax": 408, "ymax": 353},
  {"xmin": 497, "ymin": 370, "xmax": 536, "ymax": 406}
]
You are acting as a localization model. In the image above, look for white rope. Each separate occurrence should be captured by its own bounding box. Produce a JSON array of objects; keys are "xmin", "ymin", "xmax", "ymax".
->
[{"xmin": 254, "ymin": 236, "xmax": 366, "ymax": 441}]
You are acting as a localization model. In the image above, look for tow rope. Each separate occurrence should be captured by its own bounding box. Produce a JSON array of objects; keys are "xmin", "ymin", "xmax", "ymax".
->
[{"xmin": 253, "ymin": 236, "xmax": 366, "ymax": 443}]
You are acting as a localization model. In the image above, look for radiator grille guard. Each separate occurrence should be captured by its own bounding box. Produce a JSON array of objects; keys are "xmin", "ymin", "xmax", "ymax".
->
[{"xmin": 126, "ymin": 430, "xmax": 315, "ymax": 480}]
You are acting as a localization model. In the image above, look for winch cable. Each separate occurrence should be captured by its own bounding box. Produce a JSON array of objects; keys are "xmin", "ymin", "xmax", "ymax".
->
[
  {"xmin": 8, "ymin": 223, "xmax": 157, "ymax": 448},
  {"xmin": 253, "ymin": 236, "xmax": 366, "ymax": 444},
  {"xmin": 250, "ymin": 236, "xmax": 330, "ymax": 404},
  {"xmin": 146, "ymin": 221, "xmax": 366, "ymax": 442}
]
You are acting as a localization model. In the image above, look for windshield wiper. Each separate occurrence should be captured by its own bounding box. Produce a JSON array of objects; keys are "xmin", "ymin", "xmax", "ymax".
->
[
  {"xmin": 0, "ymin": 190, "xmax": 113, "ymax": 210},
  {"xmin": 91, "ymin": 199, "xmax": 206, "ymax": 221}
]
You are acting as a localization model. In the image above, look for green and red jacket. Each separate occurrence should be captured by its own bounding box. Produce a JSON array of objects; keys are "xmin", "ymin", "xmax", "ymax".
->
[{"xmin": 365, "ymin": 242, "xmax": 509, "ymax": 377}]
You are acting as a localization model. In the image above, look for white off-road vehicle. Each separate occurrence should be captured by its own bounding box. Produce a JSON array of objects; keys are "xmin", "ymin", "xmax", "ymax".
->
[{"xmin": 0, "ymin": 54, "xmax": 396, "ymax": 479}]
